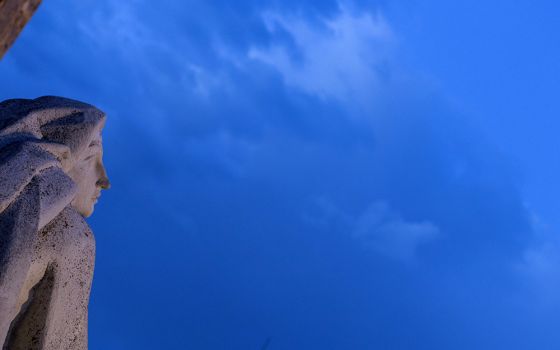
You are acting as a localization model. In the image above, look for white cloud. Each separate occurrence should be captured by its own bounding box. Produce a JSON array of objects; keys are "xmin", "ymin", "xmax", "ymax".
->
[
  {"xmin": 249, "ymin": 5, "xmax": 395, "ymax": 104},
  {"xmin": 78, "ymin": 2, "xmax": 153, "ymax": 52},
  {"xmin": 353, "ymin": 202, "xmax": 439, "ymax": 261},
  {"xmin": 304, "ymin": 197, "xmax": 439, "ymax": 262},
  {"xmin": 516, "ymin": 212, "xmax": 560, "ymax": 306},
  {"xmin": 76, "ymin": 1, "xmax": 221, "ymax": 98}
]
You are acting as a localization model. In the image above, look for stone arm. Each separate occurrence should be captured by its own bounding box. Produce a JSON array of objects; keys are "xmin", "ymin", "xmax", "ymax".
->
[
  {"xmin": 0, "ymin": 140, "xmax": 76, "ymax": 228},
  {"xmin": 0, "ymin": 140, "xmax": 77, "ymax": 346}
]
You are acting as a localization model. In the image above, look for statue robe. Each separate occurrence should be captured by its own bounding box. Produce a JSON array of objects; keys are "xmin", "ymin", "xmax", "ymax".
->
[{"xmin": 0, "ymin": 139, "xmax": 95, "ymax": 350}]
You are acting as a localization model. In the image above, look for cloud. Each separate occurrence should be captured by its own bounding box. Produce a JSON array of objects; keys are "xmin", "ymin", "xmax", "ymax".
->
[
  {"xmin": 78, "ymin": 2, "xmax": 150, "ymax": 51},
  {"xmin": 515, "ymin": 211, "xmax": 560, "ymax": 307},
  {"xmin": 248, "ymin": 6, "xmax": 394, "ymax": 104},
  {"xmin": 353, "ymin": 201, "xmax": 439, "ymax": 261},
  {"xmin": 303, "ymin": 197, "xmax": 439, "ymax": 262}
]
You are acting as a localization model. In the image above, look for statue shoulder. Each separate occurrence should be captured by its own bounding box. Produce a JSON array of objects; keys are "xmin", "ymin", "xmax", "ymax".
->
[{"xmin": 39, "ymin": 206, "xmax": 95, "ymax": 258}]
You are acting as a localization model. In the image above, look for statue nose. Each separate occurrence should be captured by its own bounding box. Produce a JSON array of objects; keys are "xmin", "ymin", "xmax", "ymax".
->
[
  {"xmin": 96, "ymin": 164, "xmax": 111, "ymax": 189},
  {"xmin": 97, "ymin": 177, "xmax": 111, "ymax": 189}
]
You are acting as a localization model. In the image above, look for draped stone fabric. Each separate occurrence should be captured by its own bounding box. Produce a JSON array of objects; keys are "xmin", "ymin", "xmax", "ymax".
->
[{"xmin": 0, "ymin": 96, "xmax": 106, "ymax": 350}]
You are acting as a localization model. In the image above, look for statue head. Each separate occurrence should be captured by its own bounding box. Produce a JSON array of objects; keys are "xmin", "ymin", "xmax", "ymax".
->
[{"xmin": 0, "ymin": 96, "xmax": 111, "ymax": 217}]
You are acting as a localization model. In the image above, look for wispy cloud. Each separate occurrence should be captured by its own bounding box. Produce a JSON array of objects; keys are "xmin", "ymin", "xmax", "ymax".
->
[
  {"xmin": 249, "ymin": 6, "xmax": 394, "ymax": 104},
  {"xmin": 304, "ymin": 197, "xmax": 439, "ymax": 262},
  {"xmin": 78, "ymin": 2, "xmax": 151, "ymax": 51},
  {"xmin": 353, "ymin": 201, "xmax": 439, "ymax": 261}
]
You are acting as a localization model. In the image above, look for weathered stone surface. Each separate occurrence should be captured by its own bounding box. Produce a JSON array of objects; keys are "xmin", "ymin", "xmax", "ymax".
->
[
  {"xmin": 0, "ymin": 0, "xmax": 42, "ymax": 59},
  {"xmin": 0, "ymin": 96, "xmax": 110, "ymax": 349}
]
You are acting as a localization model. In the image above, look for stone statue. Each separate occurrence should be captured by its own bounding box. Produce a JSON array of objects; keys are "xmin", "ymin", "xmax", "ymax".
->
[{"xmin": 0, "ymin": 96, "xmax": 110, "ymax": 349}]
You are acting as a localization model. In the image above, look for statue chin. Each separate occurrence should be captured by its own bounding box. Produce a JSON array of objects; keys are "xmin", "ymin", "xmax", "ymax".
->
[
  {"xmin": 72, "ymin": 200, "xmax": 95, "ymax": 218},
  {"xmin": 83, "ymin": 204, "xmax": 96, "ymax": 218},
  {"xmin": 77, "ymin": 207, "xmax": 94, "ymax": 218}
]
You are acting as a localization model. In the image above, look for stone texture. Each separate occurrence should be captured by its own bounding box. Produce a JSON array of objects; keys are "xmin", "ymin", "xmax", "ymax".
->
[
  {"xmin": 0, "ymin": 0, "xmax": 42, "ymax": 59},
  {"xmin": 0, "ymin": 96, "xmax": 110, "ymax": 349}
]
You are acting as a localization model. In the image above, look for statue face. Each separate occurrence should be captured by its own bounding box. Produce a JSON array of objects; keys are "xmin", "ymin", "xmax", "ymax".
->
[{"xmin": 67, "ymin": 133, "xmax": 110, "ymax": 217}]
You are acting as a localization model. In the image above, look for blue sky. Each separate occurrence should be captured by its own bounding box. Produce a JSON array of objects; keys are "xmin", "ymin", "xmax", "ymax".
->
[{"xmin": 2, "ymin": 0, "xmax": 560, "ymax": 348}]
